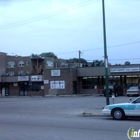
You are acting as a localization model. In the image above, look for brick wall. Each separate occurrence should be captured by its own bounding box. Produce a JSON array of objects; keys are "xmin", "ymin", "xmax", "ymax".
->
[
  {"xmin": 44, "ymin": 68, "xmax": 77, "ymax": 95},
  {"xmin": 0, "ymin": 52, "xmax": 6, "ymax": 76}
]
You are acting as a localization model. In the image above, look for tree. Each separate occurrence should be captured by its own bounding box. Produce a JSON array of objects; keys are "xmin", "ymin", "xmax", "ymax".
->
[
  {"xmin": 31, "ymin": 52, "xmax": 58, "ymax": 59},
  {"xmin": 92, "ymin": 60, "xmax": 105, "ymax": 66},
  {"xmin": 31, "ymin": 53, "xmax": 39, "ymax": 58},
  {"xmin": 39, "ymin": 52, "xmax": 58, "ymax": 59},
  {"xmin": 68, "ymin": 58, "xmax": 87, "ymax": 63}
]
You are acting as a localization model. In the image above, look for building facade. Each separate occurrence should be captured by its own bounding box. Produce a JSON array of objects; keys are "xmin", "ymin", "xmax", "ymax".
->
[{"xmin": 0, "ymin": 53, "xmax": 140, "ymax": 96}]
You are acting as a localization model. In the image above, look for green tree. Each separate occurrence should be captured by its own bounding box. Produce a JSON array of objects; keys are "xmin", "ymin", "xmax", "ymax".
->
[
  {"xmin": 31, "ymin": 52, "xmax": 58, "ymax": 59},
  {"xmin": 31, "ymin": 53, "xmax": 39, "ymax": 58},
  {"xmin": 39, "ymin": 52, "xmax": 58, "ymax": 59},
  {"xmin": 92, "ymin": 60, "xmax": 105, "ymax": 66},
  {"xmin": 68, "ymin": 58, "xmax": 87, "ymax": 63}
]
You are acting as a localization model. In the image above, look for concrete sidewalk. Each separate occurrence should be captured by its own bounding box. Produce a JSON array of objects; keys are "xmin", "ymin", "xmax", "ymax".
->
[
  {"xmin": 63, "ymin": 108, "xmax": 104, "ymax": 117},
  {"xmin": 81, "ymin": 109, "xmax": 104, "ymax": 117}
]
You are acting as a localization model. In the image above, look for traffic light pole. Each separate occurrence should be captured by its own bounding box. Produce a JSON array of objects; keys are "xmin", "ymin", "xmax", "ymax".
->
[{"xmin": 102, "ymin": 0, "xmax": 110, "ymax": 105}]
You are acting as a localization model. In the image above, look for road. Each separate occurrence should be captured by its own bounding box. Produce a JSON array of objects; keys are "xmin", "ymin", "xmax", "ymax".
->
[{"xmin": 0, "ymin": 96, "xmax": 139, "ymax": 140}]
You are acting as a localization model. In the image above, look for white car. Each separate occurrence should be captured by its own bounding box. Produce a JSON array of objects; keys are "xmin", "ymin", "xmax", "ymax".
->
[
  {"xmin": 102, "ymin": 96, "xmax": 140, "ymax": 120},
  {"xmin": 126, "ymin": 86, "xmax": 140, "ymax": 97}
]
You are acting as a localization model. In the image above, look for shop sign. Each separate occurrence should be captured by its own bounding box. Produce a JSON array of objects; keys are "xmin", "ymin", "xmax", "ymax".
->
[
  {"xmin": 50, "ymin": 80, "xmax": 65, "ymax": 89},
  {"xmin": 44, "ymin": 80, "xmax": 49, "ymax": 84},
  {"xmin": 51, "ymin": 70, "xmax": 60, "ymax": 76},
  {"xmin": 31, "ymin": 75, "xmax": 42, "ymax": 81},
  {"xmin": 110, "ymin": 67, "xmax": 140, "ymax": 73},
  {"xmin": 18, "ymin": 76, "xmax": 29, "ymax": 81}
]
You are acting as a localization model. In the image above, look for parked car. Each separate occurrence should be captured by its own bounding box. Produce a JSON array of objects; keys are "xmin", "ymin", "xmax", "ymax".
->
[
  {"xmin": 126, "ymin": 86, "xmax": 140, "ymax": 97},
  {"xmin": 102, "ymin": 84, "xmax": 123, "ymax": 97},
  {"xmin": 102, "ymin": 96, "xmax": 140, "ymax": 120}
]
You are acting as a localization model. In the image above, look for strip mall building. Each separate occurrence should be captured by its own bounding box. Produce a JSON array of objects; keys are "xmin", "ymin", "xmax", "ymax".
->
[
  {"xmin": 1, "ymin": 65, "xmax": 140, "ymax": 96},
  {"xmin": 0, "ymin": 52, "xmax": 140, "ymax": 96}
]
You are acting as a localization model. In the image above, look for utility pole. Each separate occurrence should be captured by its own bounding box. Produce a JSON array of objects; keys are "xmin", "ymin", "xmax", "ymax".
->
[
  {"xmin": 79, "ymin": 50, "xmax": 81, "ymax": 67},
  {"xmin": 77, "ymin": 50, "xmax": 81, "ymax": 94},
  {"xmin": 102, "ymin": 0, "xmax": 109, "ymax": 105}
]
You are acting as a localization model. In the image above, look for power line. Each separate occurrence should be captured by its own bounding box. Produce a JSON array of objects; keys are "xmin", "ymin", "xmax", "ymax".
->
[
  {"xmin": 56, "ymin": 40, "xmax": 140, "ymax": 55},
  {"xmin": 108, "ymin": 41, "xmax": 140, "ymax": 48},
  {"xmin": 0, "ymin": 0, "xmax": 101, "ymax": 30},
  {"xmin": 85, "ymin": 58, "xmax": 140, "ymax": 63}
]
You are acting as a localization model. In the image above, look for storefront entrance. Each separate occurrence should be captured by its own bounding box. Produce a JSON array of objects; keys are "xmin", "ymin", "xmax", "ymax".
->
[
  {"xmin": 19, "ymin": 82, "xmax": 28, "ymax": 96},
  {"xmin": 0, "ymin": 84, "xmax": 9, "ymax": 96}
]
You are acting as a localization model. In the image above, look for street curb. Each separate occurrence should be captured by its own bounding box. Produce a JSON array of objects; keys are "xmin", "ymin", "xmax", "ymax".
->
[{"xmin": 80, "ymin": 112, "xmax": 105, "ymax": 117}]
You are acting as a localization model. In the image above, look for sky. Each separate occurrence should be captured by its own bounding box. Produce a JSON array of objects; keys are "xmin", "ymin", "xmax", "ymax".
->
[{"xmin": 0, "ymin": 0, "xmax": 140, "ymax": 65}]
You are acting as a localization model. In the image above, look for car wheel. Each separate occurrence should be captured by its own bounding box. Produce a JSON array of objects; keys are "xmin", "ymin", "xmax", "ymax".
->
[{"xmin": 111, "ymin": 108, "xmax": 125, "ymax": 120}]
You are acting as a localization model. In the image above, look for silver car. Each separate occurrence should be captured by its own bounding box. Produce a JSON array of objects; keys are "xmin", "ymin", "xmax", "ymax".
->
[{"xmin": 126, "ymin": 86, "xmax": 140, "ymax": 96}]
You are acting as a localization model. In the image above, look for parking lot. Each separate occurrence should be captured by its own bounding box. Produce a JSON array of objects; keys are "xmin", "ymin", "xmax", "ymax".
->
[{"xmin": 0, "ymin": 95, "xmax": 136, "ymax": 116}]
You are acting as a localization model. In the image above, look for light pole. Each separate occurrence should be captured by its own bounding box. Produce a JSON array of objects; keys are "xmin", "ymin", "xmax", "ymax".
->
[{"xmin": 102, "ymin": 0, "xmax": 109, "ymax": 105}]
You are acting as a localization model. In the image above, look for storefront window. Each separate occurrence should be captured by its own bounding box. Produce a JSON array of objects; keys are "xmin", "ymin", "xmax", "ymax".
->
[
  {"xmin": 29, "ymin": 82, "xmax": 42, "ymax": 91},
  {"xmin": 126, "ymin": 75, "xmax": 138, "ymax": 84},
  {"xmin": 82, "ymin": 77, "xmax": 98, "ymax": 89},
  {"xmin": 109, "ymin": 76, "xmax": 120, "ymax": 85}
]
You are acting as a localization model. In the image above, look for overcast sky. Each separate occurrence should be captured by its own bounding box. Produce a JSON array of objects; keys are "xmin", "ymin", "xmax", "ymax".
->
[{"xmin": 0, "ymin": 0, "xmax": 140, "ymax": 64}]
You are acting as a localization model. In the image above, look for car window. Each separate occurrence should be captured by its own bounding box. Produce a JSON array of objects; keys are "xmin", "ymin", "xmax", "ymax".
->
[
  {"xmin": 129, "ymin": 87, "xmax": 138, "ymax": 90},
  {"xmin": 133, "ymin": 98, "xmax": 140, "ymax": 103}
]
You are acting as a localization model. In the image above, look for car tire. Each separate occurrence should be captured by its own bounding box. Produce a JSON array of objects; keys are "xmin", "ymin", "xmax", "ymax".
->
[{"xmin": 111, "ymin": 108, "xmax": 125, "ymax": 120}]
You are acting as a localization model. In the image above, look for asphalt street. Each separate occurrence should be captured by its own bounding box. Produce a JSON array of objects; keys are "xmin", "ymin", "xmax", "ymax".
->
[{"xmin": 0, "ymin": 95, "xmax": 139, "ymax": 140}]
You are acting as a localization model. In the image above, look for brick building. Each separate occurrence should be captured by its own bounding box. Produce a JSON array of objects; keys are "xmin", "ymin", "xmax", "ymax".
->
[
  {"xmin": 0, "ymin": 53, "xmax": 78, "ymax": 96},
  {"xmin": 43, "ymin": 68, "xmax": 77, "ymax": 96},
  {"xmin": 0, "ymin": 52, "xmax": 140, "ymax": 96}
]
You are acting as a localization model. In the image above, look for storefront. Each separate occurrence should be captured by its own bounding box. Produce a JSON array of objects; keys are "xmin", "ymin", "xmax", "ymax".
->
[
  {"xmin": 18, "ymin": 76, "xmax": 29, "ymax": 96},
  {"xmin": 43, "ymin": 69, "xmax": 77, "ymax": 95},
  {"xmin": 0, "ymin": 65, "xmax": 140, "ymax": 96},
  {"xmin": 77, "ymin": 65, "xmax": 140, "ymax": 94}
]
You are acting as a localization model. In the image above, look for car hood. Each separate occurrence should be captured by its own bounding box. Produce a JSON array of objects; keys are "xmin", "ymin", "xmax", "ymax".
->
[{"xmin": 108, "ymin": 103, "xmax": 131, "ymax": 107}]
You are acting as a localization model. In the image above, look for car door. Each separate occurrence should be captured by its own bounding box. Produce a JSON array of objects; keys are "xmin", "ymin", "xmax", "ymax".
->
[{"xmin": 128, "ymin": 98, "xmax": 140, "ymax": 116}]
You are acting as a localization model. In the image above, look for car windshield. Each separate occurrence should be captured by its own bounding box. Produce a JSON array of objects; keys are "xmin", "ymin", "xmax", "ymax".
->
[
  {"xmin": 129, "ymin": 86, "xmax": 138, "ymax": 90},
  {"xmin": 132, "ymin": 97, "xmax": 140, "ymax": 103}
]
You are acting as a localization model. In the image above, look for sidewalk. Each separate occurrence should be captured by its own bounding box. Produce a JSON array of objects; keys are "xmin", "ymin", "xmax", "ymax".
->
[
  {"xmin": 45, "ymin": 93, "xmax": 103, "ymax": 97},
  {"xmin": 64, "ymin": 108, "xmax": 104, "ymax": 117},
  {"xmin": 81, "ymin": 109, "xmax": 104, "ymax": 117}
]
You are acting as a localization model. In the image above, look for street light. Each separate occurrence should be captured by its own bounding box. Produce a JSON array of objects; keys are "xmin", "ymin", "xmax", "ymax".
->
[{"xmin": 102, "ymin": 0, "xmax": 110, "ymax": 105}]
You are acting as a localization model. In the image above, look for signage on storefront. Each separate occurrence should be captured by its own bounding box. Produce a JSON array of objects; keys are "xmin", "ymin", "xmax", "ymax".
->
[
  {"xmin": 18, "ymin": 76, "xmax": 29, "ymax": 81},
  {"xmin": 110, "ymin": 67, "xmax": 140, "ymax": 73},
  {"xmin": 50, "ymin": 80, "xmax": 65, "ymax": 89},
  {"xmin": 44, "ymin": 80, "xmax": 49, "ymax": 84},
  {"xmin": 51, "ymin": 70, "xmax": 60, "ymax": 76},
  {"xmin": 31, "ymin": 75, "xmax": 42, "ymax": 81}
]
